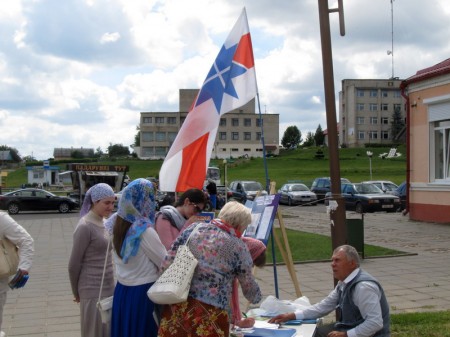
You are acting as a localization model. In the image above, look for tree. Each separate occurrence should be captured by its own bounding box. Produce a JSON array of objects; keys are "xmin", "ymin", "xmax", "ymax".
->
[
  {"xmin": 132, "ymin": 125, "xmax": 140, "ymax": 148},
  {"xmin": 94, "ymin": 147, "xmax": 104, "ymax": 158},
  {"xmin": 303, "ymin": 131, "xmax": 315, "ymax": 147},
  {"xmin": 71, "ymin": 150, "xmax": 84, "ymax": 159},
  {"xmin": 107, "ymin": 143, "xmax": 130, "ymax": 157},
  {"xmin": 314, "ymin": 124, "xmax": 325, "ymax": 146},
  {"xmin": 391, "ymin": 105, "xmax": 405, "ymax": 140},
  {"xmin": 281, "ymin": 126, "xmax": 302, "ymax": 149}
]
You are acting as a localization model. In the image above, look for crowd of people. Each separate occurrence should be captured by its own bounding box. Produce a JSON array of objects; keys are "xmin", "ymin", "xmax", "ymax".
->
[{"xmin": 1, "ymin": 176, "xmax": 390, "ymax": 337}]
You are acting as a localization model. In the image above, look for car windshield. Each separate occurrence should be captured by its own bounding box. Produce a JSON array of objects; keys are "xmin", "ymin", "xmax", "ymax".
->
[
  {"xmin": 384, "ymin": 183, "xmax": 398, "ymax": 191},
  {"xmin": 354, "ymin": 184, "xmax": 383, "ymax": 194},
  {"xmin": 290, "ymin": 184, "xmax": 308, "ymax": 191},
  {"xmin": 243, "ymin": 182, "xmax": 262, "ymax": 191}
]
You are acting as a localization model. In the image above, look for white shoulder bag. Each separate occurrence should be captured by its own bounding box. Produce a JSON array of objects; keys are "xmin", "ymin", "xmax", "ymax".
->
[
  {"xmin": 97, "ymin": 238, "xmax": 113, "ymax": 324},
  {"xmin": 147, "ymin": 225, "xmax": 200, "ymax": 305}
]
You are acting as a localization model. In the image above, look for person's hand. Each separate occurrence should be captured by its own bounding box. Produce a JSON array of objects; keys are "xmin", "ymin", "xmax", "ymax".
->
[
  {"xmin": 267, "ymin": 313, "xmax": 296, "ymax": 324},
  {"xmin": 235, "ymin": 317, "xmax": 255, "ymax": 328},
  {"xmin": 73, "ymin": 296, "xmax": 80, "ymax": 303},
  {"xmin": 327, "ymin": 331, "xmax": 347, "ymax": 337}
]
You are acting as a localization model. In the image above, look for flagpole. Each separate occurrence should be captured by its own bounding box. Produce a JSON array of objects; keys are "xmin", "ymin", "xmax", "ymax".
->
[{"xmin": 256, "ymin": 92, "xmax": 270, "ymax": 193}]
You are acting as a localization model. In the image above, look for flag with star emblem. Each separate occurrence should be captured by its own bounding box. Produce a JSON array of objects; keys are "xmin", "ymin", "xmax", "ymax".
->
[{"xmin": 159, "ymin": 8, "xmax": 257, "ymax": 192}]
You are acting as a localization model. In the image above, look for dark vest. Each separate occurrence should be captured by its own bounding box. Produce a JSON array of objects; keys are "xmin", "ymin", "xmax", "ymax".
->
[{"xmin": 335, "ymin": 269, "xmax": 390, "ymax": 337}]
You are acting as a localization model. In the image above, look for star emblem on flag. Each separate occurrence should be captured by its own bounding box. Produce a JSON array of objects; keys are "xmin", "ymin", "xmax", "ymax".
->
[{"xmin": 196, "ymin": 43, "xmax": 248, "ymax": 113}]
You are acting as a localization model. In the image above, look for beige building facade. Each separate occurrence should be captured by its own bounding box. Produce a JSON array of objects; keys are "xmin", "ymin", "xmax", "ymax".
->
[
  {"xmin": 339, "ymin": 79, "xmax": 406, "ymax": 147},
  {"xmin": 139, "ymin": 89, "xmax": 279, "ymax": 160},
  {"xmin": 401, "ymin": 58, "xmax": 450, "ymax": 223}
]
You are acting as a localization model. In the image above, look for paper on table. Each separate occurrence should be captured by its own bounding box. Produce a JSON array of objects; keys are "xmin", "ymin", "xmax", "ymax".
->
[{"xmin": 253, "ymin": 320, "xmax": 279, "ymax": 329}]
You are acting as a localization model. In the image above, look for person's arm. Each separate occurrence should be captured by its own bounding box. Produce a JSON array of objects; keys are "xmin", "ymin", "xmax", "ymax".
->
[
  {"xmin": 346, "ymin": 282, "xmax": 383, "ymax": 337},
  {"xmin": 236, "ymin": 247, "xmax": 261, "ymax": 304},
  {"xmin": 68, "ymin": 222, "xmax": 91, "ymax": 301},
  {"xmin": 140, "ymin": 227, "xmax": 167, "ymax": 268},
  {"xmin": 268, "ymin": 287, "xmax": 340, "ymax": 324},
  {"xmin": 1, "ymin": 213, "xmax": 34, "ymax": 272}
]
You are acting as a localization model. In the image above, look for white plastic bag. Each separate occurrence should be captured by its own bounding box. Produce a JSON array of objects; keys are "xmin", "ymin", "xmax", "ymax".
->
[{"xmin": 259, "ymin": 295, "xmax": 311, "ymax": 316}]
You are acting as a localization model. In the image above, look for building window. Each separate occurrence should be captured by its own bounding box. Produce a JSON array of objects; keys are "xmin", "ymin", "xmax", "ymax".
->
[
  {"xmin": 244, "ymin": 118, "xmax": 251, "ymax": 127},
  {"xmin": 381, "ymin": 131, "xmax": 389, "ymax": 139},
  {"xmin": 256, "ymin": 132, "xmax": 262, "ymax": 140},
  {"xmin": 393, "ymin": 90, "xmax": 401, "ymax": 98},
  {"xmin": 220, "ymin": 118, "xmax": 226, "ymax": 126},
  {"xmin": 432, "ymin": 120, "xmax": 450, "ymax": 181},
  {"xmin": 141, "ymin": 147, "xmax": 154, "ymax": 157},
  {"xmin": 370, "ymin": 90, "xmax": 378, "ymax": 97},
  {"xmin": 168, "ymin": 132, "xmax": 177, "ymax": 142},
  {"xmin": 369, "ymin": 103, "xmax": 378, "ymax": 111},
  {"xmin": 155, "ymin": 117, "xmax": 164, "ymax": 124},
  {"xmin": 358, "ymin": 131, "xmax": 365, "ymax": 140},
  {"xmin": 167, "ymin": 117, "xmax": 176, "ymax": 124},
  {"xmin": 244, "ymin": 132, "xmax": 251, "ymax": 140},
  {"xmin": 381, "ymin": 103, "xmax": 389, "ymax": 111},
  {"xmin": 143, "ymin": 117, "xmax": 152, "ymax": 123},
  {"xmin": 155, "ymin": 132, "xmax": 166, "ymax": 141},
  {"xmin": 357, "ymin": 117, "xmax": 365, "ymax": 125},
  {"xmin": 232, "ymin": 132, "xmax": 239, "ymax": 140},
  {"xmin": 180, "ymin": 117, "xmax": 186, "ymax": 125},
  {"xmin": 357, "ymin": 89, "xmax": 364, "ymax": 97},
  {"xmin": 381, "ymin": 117, "xmax": 389, "ymax": 124},
  {"xmin": 256, "ymin": 119, "xmax": 262, "ymax": 127},
  {"xmin": 357, "ymin": 103, "xmax": 364, "ymax": 111},
  {"xmin": 369, "ymin": 131, "xmax": 378, "ymax": 139},
  {"xmin": 155, "ymin": 147, "xmax": 166, "ymax": 156},
  {"xmin": 219, "ymin": 132, "xmax": 227, "ymax": 140},
  {"xmin": 382, "ymin": 91, "xmax": 388, "ymax": 98},
  {"xmin": 370, "ymin": 117, "xmax": 378, "ymax": 124},
  {"xmin": 393, "ymin": 104, "xmax": 402, "ymax": 111},
  {"xmin": 142, "ymin": 132, "xmax": 154, "ymax": 142},
  {"xmin": 232, "ymin": 118, "xmax": 239, "ymax": 127}
]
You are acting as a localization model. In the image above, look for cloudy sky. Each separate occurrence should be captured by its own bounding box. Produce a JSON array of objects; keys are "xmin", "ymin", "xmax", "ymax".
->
[{"xmin": 1, "ymin": 0, "xmax": 449, "ymax": 160}]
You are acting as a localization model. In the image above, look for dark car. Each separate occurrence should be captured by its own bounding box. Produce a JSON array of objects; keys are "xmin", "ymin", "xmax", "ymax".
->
[
  {"xmin": 392, "ymin": 181, "xmax": 406, "ymax": 211},
  {"xmin": 228, "ymin": 180, "xmax": 268, "ymax": 204},
  {"xmin": 311, "ymin": 177, "xmax": 351, "ymax": 202},
  {"xmin": 0, "ymin": 188, "xmax": 79, "ymax": 214},
  {"xmin": 278, "ymin": 183, "xmax": 317, "ymax": 206},
  {"xmin": 326, "ymin": 183, "xmax": 400, "ymax": 213}
]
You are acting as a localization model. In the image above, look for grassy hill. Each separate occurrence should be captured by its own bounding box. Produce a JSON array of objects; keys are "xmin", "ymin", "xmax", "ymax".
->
[{"xmin": 3, "ymin": 145, "xmax": 406, "ymax": 189}]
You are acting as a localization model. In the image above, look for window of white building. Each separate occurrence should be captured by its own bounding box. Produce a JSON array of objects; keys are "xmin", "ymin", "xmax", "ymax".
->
[{"xmin": 357, "ymin": 117, "xmax": 365, "ymax": 124}]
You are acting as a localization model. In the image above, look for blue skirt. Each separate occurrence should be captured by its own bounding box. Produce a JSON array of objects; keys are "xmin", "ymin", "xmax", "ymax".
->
[{"xmin": 111, "ymin": 281, "xmax": 158, "ymax": 337}]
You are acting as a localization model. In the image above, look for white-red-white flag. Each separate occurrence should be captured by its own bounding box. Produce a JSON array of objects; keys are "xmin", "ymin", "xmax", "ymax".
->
[{"xmin": 159, "ymin": 8, "xmax": 257, "ymax": 192}]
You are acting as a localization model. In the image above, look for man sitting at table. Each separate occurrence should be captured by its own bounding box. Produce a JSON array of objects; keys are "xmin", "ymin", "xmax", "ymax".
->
[{"xmin": 268, "ymin": 245, "xmax": 390, "ymax": 337}]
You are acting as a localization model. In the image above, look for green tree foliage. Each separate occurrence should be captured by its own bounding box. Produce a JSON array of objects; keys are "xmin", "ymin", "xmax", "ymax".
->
[
  {"xmin": 107, "ymin": 143, "xmax": 130, "ymax": 157},
  {"xmin": 71, "ymin": 150, "xmax": 84, "ymax": 159},
  {"xmin": 133, "ymin": 125, "xmax": 140, "ymax": 148},
  {"xmin": 303, "ymin": 131, "xmax": 315, "ymax": 147},
  {"xmin": 0, "ymin": 145, "xmax": 21, "ymax": 162},
  {"xmin": 95, "ymin": 147, "xmax": 104, "ymax": 158},
  {"xmin": 314, "ymin": 124, "xmax": 325, "ymax": 146},
  {"xmin": 391, "ymin": 105, "xmax": 405, "ymax": 140},
  {"xmin": 281, "ymin": 126, "xmax": 302, "ymax": 149}
]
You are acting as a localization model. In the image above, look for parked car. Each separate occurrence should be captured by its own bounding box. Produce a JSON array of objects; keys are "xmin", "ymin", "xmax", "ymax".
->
[
  {"xmin": 325, "ymin": 183, "xmax": 400, "ymax": 213},
  {"xmin": 278, "ymin": 183, "xmax": 317, "ymax": 206},
  {"xmin": 228, "ymin": 180, "xmax": 268, "ymax": 203},
  {"xmin": 361, "ymin": 180, "xmax": 398, "ymax": 193},
  {"xmin": 311, "ymin": 177, "xmax": 351, "ymax": 202},
  {"xmin": 392, "ymin": 181, "xmax": 407, "ymax": 211},
  {"xmin": 0, "ymin": 188, "xmax": 79, "ymax": 214}
]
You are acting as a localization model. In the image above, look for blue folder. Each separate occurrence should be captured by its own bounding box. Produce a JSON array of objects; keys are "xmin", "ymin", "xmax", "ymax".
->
[{"xmin": 243, "ymin": 327, "xmax": 297, "ymax": 337}]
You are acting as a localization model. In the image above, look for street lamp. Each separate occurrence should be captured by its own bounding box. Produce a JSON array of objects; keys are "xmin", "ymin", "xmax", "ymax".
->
[{"xmin": 367, "ymin": 151, "xmax": 373, "ymax": 180}]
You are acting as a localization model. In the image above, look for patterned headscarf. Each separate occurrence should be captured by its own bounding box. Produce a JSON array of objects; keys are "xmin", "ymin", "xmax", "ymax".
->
[
  {"xmin": 105, "ymin": 178, "xmax": 155, "ymax": 263},
  {"xmin": 80, "ymin": 183, "xmax": 115, "ymax": 217}
]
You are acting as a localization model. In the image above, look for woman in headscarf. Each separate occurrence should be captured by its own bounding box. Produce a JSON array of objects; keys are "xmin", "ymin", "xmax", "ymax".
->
[
  {"xmin": 68, "ymin": 183, "xmax": 116, "ymax": 337},
  {"xmin": 158, "ymin": 201, "xmax": 262, "ymax": 337},
  {"xmin": 154, "ymin": 188, "xmax": 206, "ymax": 250},
  {"xmin": 106, "ymin": 178, "xmax": 166, "ymax": 337}
]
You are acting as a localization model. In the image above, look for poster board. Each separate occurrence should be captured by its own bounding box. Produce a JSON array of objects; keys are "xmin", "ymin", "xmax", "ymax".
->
[{"xmin": 244, "ymin": 194, "xmax": 281, "ymax": 245}]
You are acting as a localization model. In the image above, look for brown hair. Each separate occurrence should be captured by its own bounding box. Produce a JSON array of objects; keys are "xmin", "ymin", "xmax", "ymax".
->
[
  {"xmin": 174, "ymin": 188, "xmax": 206, "ymax": 207},
  {"xmin": 113, "ymin": 216, "xmax": 132, "ymax": 258}
]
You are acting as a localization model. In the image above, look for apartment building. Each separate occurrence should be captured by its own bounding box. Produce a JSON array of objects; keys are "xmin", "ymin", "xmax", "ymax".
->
[
  {"xmin": 139, "ymin": 89, "xmax": 279, "ymax": 160},
  {"xmin": 339, "ymin": 79, "xmax": 406, "ymax": 147}
]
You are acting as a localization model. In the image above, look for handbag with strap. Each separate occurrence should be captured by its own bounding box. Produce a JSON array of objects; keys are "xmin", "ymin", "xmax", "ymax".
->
[
  {"xmin": 97, "ymin": 237, "xmax": 113, "ymax": 324},
  {"xmin": 0, "ymin": 237, "xmax": 19, "ymax": 279},
  {"xmin": 147, "ymin": 225, "xmax": 200, "ymax": 305}
]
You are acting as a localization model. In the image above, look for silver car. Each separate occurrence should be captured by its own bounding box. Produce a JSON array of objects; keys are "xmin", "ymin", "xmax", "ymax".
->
[{"xmin": 278, "ymin": 183, "xmax": 318, "ymax": 206}]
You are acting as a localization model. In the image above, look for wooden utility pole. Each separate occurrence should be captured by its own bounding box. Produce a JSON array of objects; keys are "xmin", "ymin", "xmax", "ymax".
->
[{"xmin": 317, "ymin": 0, "xmax": 347, "ymax": 255}]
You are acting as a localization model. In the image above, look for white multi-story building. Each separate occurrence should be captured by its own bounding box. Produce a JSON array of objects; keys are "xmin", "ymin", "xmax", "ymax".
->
[
  {"xmin": 138, "ymin": 89, "xmax": 279, "ymax": 159},
  {"xmin": 339, "ymin": 79, "xmax": 406, "ymax": 147}
]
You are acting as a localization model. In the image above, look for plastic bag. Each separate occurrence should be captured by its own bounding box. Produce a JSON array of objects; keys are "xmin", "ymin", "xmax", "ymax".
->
[{"xmin": 259, "ymin": 295, "xmax": 311, "ymax": 316}]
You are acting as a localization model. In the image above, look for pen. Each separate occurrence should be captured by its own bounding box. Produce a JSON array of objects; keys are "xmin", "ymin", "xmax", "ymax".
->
[{"xmin": 242, "ymin": 312, "xmax": 247, "ymax": 318}]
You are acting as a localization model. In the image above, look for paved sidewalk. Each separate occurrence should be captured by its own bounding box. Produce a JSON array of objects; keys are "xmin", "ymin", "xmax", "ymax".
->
[{"xmin": 2, "ymin": 208, "xmax": 450, "ymax": 336}]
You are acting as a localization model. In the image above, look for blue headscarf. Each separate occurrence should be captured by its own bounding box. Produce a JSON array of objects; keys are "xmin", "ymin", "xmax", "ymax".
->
[{"xmin": 105, "ymin": 178, "xmax": 156, "ymax": 263}]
